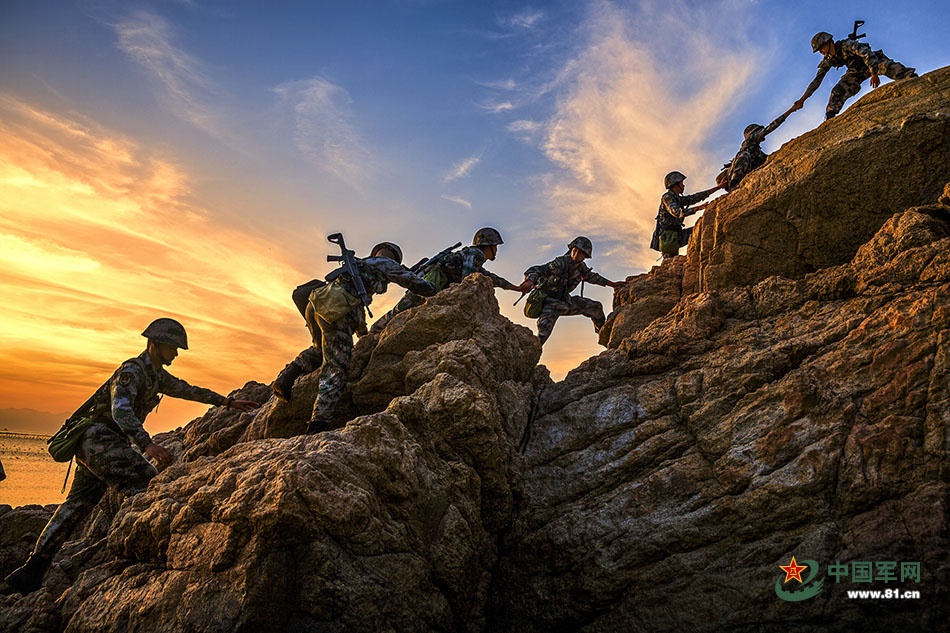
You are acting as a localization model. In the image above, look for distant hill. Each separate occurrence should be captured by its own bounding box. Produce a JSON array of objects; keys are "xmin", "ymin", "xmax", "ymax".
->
[{"xmin": 0, "ymin": 408, "xmax": 68, "ymax": 435}]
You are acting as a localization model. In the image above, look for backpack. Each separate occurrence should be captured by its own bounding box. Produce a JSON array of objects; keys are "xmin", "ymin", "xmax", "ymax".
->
[{"xmin": 47, "ymin": 357, "xmax": 149, "ymax": 462}]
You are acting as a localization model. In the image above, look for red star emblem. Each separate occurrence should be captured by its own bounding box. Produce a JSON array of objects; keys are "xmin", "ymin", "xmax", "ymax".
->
[{"xmin": 780, "ymin": 556, "xmax": 808, "ymax": 584}]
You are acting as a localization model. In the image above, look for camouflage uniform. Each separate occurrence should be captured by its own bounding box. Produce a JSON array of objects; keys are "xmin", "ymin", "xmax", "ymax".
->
[
  {"xmin": 724, "ymin": 112, "xmax": 790, "ymax": 190},
  {"xmin": 305, "ymin": 256, "xmax": 435, "ymax": 432},
  {"xmin": 524, "ymin": 254, "xmax": 612, "ymax": 345},
  {"xmin": 371, "ymin": 245, "xmax": 517, "ymax": 333},
  {"xmin": 653, "ymin": 189, "xmax": 714, "ymax": 258},
  {"xmin": 16, "ymin": 352, "xmax": 228, "ymax": 580},
  {"xmin": 802, "ymin": 38, "xmax": 916, "ymax": 118}
]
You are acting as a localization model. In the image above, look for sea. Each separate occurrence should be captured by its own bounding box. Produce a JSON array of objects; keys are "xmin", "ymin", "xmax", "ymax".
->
[{"xmin": 0, "ymin": 432, "xmax": 68, "ymax": 507}]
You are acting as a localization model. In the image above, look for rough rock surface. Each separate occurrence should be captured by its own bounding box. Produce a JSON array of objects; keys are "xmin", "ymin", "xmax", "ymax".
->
[
  {"xmin": 684, "ymin": 66, "xmax": 950, "ymax": 293},
  {"xmin": 491, "ymin": 203, "xmax": 950, "ymax": 632},
  {"xmin": 2, "ymin": 68, "xmax": 949, "ymax": 633}
]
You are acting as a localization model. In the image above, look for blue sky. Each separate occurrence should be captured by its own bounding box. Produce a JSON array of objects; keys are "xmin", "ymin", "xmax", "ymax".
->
[{"xmin": 1, "ymin": 0, "xmax": 948, "ymax": 432}]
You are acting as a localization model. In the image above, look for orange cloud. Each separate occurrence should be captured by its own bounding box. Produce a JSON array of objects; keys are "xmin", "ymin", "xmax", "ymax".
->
[{"xmin": 0, "ymin": 96, "xmax": 307, "ymax": 432}]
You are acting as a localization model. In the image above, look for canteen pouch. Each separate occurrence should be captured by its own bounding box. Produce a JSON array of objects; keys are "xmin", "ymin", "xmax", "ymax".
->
[{"xmin": 523, "ymin": 288, "xmax": 547, "ymax": 319}]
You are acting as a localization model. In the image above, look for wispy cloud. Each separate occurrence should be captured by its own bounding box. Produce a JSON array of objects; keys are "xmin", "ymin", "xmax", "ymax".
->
[
  {"xmin": 526, "ymin": 0, "xmax": 761, "ymax": 270},
  {"xmin": 114, "ymin": 11, "xmax": 226, "ymax": 140},
  {"xmin": 500, "ymin": 8, "xmax": 545, "ymax": 30},
  {"xmin": 0, "ymin": 97, "xmax": 304, "ymax": 417},
  {"xmin": 273, "ymin": 77, "xmax": 375, "ymax": 189},
  {"xmin": 441, "ymin": 194, "xmax": 472, "ymax": 209},
  {"xmin": 443, "ymin": 154, "xmax": 481, "ymax": 183}
]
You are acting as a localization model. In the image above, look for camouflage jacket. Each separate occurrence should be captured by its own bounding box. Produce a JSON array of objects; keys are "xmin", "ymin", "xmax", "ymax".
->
[
  {"xmin": 803, "ymin": 38, "xmax": 882, "ymax": 98},
  {"xmin": 737, "ymin": 111, "xmax": 790, "ymax": 168},
  {"xmin": 524, "ymin": 254, "xmax": 610, "ymax": 301},
  {"xmin": 431, "ymin": 245, "xmax": 517, "ymax": 290},
  {"xmin": 72, "ymin": 351, "xmax": 228, "ymax": 451},
  {"xmin": 333, "ymin": 256, "xmax": 436, "ymax": 301},
  {"xmin": 655, "ymin": 189, "xmax": 714, "ymax": 231}
]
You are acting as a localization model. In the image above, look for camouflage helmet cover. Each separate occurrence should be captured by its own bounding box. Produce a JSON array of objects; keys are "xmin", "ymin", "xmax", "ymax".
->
[
  {"xmin": 811, "ymin": 31, "xmax": 833, "ymax": 52},
  {"xmin": 664, "ymin": 171, "xmax": 687, "ymax": 189},
  {"xmin": 142, "ymin": 317, "xmax": 189, "ymax": 349},
  {"xmin": 371, "ymin": 241, "xmax": 403, "ymax": 264},
  {"xmin": 473, "ymin": 227, "xmax": 504, "ymax": 246},
  {"xmin": 743, "ymin": 123, "xmax": 765, "ymax": 138},
  {"xmin": 568, "ymin": 236, "xmax": 593, "ymax": 258}
]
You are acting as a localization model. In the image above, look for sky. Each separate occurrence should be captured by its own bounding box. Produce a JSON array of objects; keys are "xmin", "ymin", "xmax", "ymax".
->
[{"xmin": 1, "ymin": 0, "xmax": 948, "ymax": 435}]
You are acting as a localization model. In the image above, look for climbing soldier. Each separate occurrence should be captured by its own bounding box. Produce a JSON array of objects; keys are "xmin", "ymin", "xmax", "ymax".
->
[
  {"xmin": 3, "ymin": 318, "xmax": 260, "ymax": 595},
  {"xmin": 521, "ymin": 236, "xmax": 624, "ymax": 346},
  {"xmin": 651, "ymin": 171, "xmax": 722, "ymax": 259},
  {"xmin": 794, "ymin": 29, "xmax": 917, "ymax": 120},
  {"xmin": 370, "ymin": 227, "xmax": 529, "ymax": 334},
  {"xmin": 718, "ymin": 105, "xmax": 797, "ymax": 191},
  {"xmin": 270, "ymin": 240, "xmax": 435, "ymax": 434}
]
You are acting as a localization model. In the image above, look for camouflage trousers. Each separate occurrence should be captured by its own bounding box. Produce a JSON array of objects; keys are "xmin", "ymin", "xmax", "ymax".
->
[
  {"xmin": 537, "ymin": 296, "xmax": 606, "ymax": 345},
  {"xmin": 827, "ymin": 54, "xmax": 916, "ymax": 117},
  {"xmin": 310, "ymin": 309, "xmax": 360, "ymax": 426},
  {"xmin": 30, "ymin": 421, "xmax": 157, "ymax": 559}
]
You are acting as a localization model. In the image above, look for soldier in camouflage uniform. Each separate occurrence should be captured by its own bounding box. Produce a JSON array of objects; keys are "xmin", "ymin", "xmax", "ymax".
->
[
  {"xmin": 720, "ymin": 106, "xmax": 796, "ymax": 191},
  {"xmin": 652, "ymin": 171, "xmax": 721, "ymax": 259},
  {"xmin": 271, "ymin": 242, "xmax": 436, "ymax": 434},
  {"xmin": 794, "ymin": 31, "xmax": 917, "ymax": 120},
  {"xmin": 369, "ymin": 227, "xmax": 529, "ymax": 334},
  {"xmin": 522, "ymin": 236, "xmax": 624, "ymax": 346},
  {"xmin": 3, "ymin": 318, "xmax": 259, "ymax": 594}
]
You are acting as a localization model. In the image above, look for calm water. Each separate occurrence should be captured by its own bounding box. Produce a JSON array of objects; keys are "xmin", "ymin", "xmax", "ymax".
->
[{"xmin": 0, "ymin": 433, "xmax": 68, "ymax": 507}]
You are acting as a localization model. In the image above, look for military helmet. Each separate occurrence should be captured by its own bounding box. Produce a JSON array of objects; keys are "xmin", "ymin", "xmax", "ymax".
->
[
  {"xmin": 568, "ymin": 236, "xmax": 593, "ymax": 258},
  {"xmin": 811, "ymin": 31, "xmax": 833, "ymax": 53},
  {"xmin": 371, "ymin": 241, "xmax": 403, "ymax": 264},
  {"xmin": 743, "ymin": 123, "xmax": 765, "ymax": 138},
  {"xmin": 473, "ymin": 227, "xmax": 504, "ymax": 246},
  {"xmin": 664, "ymin": 171, "xmax": 687, "ymax": 189},
  {"xmin": 142, "ymin": 318, "xmax": 188, "ymax": 349}
]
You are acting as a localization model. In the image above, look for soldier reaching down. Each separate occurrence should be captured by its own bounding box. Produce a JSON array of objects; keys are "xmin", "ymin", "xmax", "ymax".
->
[
  {"xmin": 3, "ymin": 318, "xmax": 259, "ymax": 595},
  {"xmin": 794, "ymin": 29, "xmax": 916, "ymax": 120}
]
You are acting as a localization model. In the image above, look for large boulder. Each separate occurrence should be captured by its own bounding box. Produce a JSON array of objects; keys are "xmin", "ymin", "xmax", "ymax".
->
[
  {"xmin": 488, "ymin": 204, "xmax": 950, "ymax": 632},
  {"xmin": 685, "ymin": 66, "xmax": 950, "ymax": 293}
]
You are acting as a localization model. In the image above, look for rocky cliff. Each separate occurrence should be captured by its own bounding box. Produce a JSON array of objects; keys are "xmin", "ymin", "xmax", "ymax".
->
[{"xmin": 2, "ymin": 68, "xmax": 948, "ymax": 633}]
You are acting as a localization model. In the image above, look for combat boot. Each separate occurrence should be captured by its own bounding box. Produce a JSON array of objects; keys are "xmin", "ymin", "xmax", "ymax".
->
[
  {"xmin": 4, "ymin": 553, "xmax": 52, "ymax": 594},
  {"xmin": 272, "ymin": 362, "xmax": 304, "ymax": 403}
]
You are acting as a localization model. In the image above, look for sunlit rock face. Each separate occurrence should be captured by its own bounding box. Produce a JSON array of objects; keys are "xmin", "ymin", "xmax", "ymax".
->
[
  {"xmin": 684, "ymin": 66, "xmax": 950, "ymax": 294},
  {"xmin": 2, "ymin": 69, "xmax": 949, "ymax": 633}
]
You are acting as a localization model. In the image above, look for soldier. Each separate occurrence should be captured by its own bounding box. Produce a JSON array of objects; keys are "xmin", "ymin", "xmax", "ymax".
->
[
  {"xmin": 369, "ymin": 227, "xmax": 530, "ymax": 334},
  {"xmin": 719, "ymin": 106, "xmax": 797, "ymax": 191},
  {"xmin": 3, "ymin": 318, "xmax": 259, "ymax": 595},
  {"xmin": 271, "ymin": 241, "xmax": 436, "ymax": 434},
  {"xmin": 651, "ymin": 171, "xmax": 722, "ymax": 259},
  {"xmin": 793, "ymin": 30, "xmax": 917, "ymax": 120},
  {"xmin": 521, "ymin": 236, "xmax": 624, "ymax": 346}
]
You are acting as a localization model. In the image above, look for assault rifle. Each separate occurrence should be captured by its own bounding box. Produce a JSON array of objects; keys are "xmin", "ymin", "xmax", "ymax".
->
[
  {"xmin": 326, "ymin": 232, "xmax": 373, "ymax": 318},
  {"xmin": 848, "ymin": 19, "xmax": 866, "ymax": 41},
  {"xmin": 409, "ymin": 241, "xmax": 463, "ymax": 274}
]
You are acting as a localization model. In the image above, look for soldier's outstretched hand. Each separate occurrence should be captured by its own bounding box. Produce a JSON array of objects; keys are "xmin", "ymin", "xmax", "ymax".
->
[
  {"xmin": 609, "ymin": 280, "xmax": 626, "ymax": 289},
  {"xmin": 515, "ymin": 279, "xmax": 534, "ymax": 293},
  {"xmin": 870, "ymin": 73, "xmax": 880, "ymax": 89},
  {"xmin": 228, "ymin": 399, "xmax": 261, "ymax": 412},
  {"xmin": 145, "ymin": 442, "xmax": 175, "ymax": 469}
]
